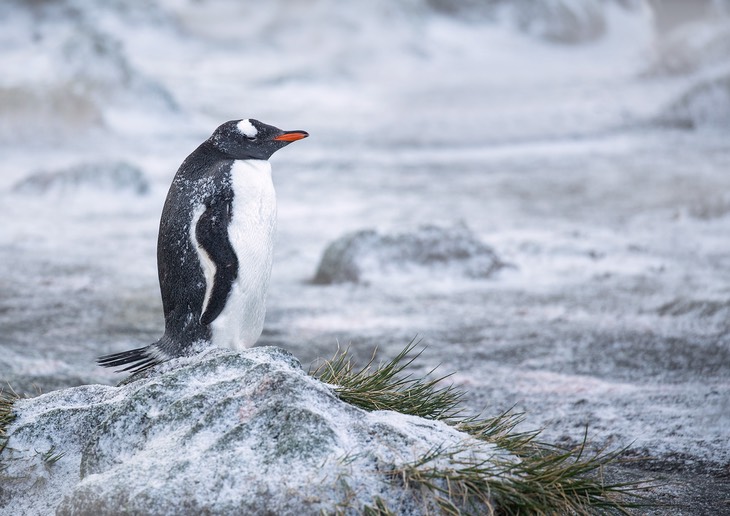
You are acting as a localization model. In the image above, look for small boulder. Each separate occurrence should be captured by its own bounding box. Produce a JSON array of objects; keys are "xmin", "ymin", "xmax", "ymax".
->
[
  {"xmin": 656, "ymin": 74, "xmax": 730, "ymax": 130},
  {"xmin": 12, "ymin": 161, "xmax": 150, "ymax": 196},
  {"xmin": 510, "ymin": 0, "xmax": 609, "ymax": 44},
  {"xmin": 312, "ymin": 224, "xmax": 505, "ymax": 285}
]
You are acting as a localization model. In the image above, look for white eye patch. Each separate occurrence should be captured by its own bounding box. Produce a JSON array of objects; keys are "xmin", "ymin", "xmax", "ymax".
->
[{"xmin": 237, "ymin": 119, "xmax": 258, "ymax": 138}]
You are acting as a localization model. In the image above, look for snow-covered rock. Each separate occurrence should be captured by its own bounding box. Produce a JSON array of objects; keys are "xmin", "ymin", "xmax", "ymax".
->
[
  {"xmin": 312, "ymin": 224, "xmax": 505, "ymax": 285},
  {"xmin": 428, "ymin": 0, "xmax": 643, "ymax": 44},
  {"xmin": 12, "ymin": 161, "xmax": 150, "ymax": 196},
  {"xmin": 645, "ymin": 4, "xmax": 730, "ymax": 130},
  {"xmin": 2, "ymin": 347, "xmax": 507, "ymax": 515},
  {"xmin": 509, "ymin": 0, "xmax": 610, "ymax": 44},
  {"xmin": 648, "ymin": 14, "xmax": 730, "ymax": 76},
  {"xmin": 657, "ymin": 74, "xmax": 730, "ymax": 129}
]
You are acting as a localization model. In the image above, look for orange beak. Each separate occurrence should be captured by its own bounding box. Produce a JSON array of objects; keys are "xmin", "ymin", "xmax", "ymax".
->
[{"xmin": 273, "ymin": 131, "xmax": 309, "ymax": 142}]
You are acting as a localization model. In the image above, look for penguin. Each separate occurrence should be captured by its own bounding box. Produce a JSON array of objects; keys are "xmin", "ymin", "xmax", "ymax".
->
[{"xmin": 98, "ymin": 119, "xmax": 308, "ymax": 373}]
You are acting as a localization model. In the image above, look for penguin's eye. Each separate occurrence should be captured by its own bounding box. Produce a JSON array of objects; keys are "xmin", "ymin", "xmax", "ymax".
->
[{"xmin": 245, "ymin": 136, "xmax": 257, "ymax": 142}]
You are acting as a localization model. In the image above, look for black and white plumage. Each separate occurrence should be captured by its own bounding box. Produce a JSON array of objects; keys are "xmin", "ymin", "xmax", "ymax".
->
[{"xmin": 98, "ymin": 119, "xmax": 308, "ymax": 373}]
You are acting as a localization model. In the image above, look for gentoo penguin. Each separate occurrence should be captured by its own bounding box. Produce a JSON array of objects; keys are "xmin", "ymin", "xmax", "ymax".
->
[{"xmin": 98, "ymin": 119, "xmax": 308, "ymax": 373}]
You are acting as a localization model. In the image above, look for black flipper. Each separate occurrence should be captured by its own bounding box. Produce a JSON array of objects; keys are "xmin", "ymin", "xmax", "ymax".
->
[
  {"xmin": 97, "ymin": 346, "xmax": 159, "ymax": 374},
  {"xmin": 195, "ymin": 195, "xmax": 238, "ymax": 326}
]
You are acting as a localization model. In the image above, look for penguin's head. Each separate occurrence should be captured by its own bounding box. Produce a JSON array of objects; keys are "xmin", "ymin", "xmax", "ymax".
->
[{"xmin": 209, "ymin": 119, "xmax": 308, "ymax": 160}]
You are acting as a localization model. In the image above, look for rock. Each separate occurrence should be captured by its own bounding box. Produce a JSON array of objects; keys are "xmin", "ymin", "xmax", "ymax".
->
[
  {"xmin": 2, "ymin": 347, "xmax": 507, "ymax": 515},
  {"xmin": 686, "ymin": 195, "xmax": 730, "ymax": 220},
  {"xmin": 510, "ymin": 0, "xmax": 610, "ymax": 44},
  {"xmin": 646, "ymin": 12, "xmax": 730, "ymax": 76},
  {"xmin": 427, "ymin": 0, "xmax": 643, "ymax": 44},
  {"xmin": 12, "ymin": 161, "xmax": 150, "ymax": 196},
  {"xmin": 312, "ymin": 224, "xmax": 505, "ymax": 285},
  {"xmin": 656, "ymin": 74, "xmax": 730, "ymax": 129},
  {"xmin": 650, "ymin": 0, "xmax": 717, "ymax": 35}
]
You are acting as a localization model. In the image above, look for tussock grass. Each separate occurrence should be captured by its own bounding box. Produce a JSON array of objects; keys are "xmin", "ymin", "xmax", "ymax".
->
[
  {"xmin": 40, "ymin": 446, "xmax": 65, "ymax": 467},
  {"xmin": 390, "ymin": 440, "xmax": 655, "ymax": 515},
  {"xmin": 455, "ymin": 409, "xmax": 541, "ymax": 455},
  {"xmin": 0, "ymin": 387, "xmax": 18, "ymax": 458},
  {"xmin": 311, "ymin": 341, "xmax": 658, "ymax": 515},
  {"xmin": 311, "ymin": 339, "xmax": 464, "ymax": 420},
  {"xmin": 360, "ymin": 497, "xmax": 395, "ymax": 516}
]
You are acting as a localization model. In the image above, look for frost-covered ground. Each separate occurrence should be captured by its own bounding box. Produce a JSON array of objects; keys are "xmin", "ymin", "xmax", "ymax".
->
[{"xmin": 1, "ymin": 0, "xmax": 729, "ymax": 512}]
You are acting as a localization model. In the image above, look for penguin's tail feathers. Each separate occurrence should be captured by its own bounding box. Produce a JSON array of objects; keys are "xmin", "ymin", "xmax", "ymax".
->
[{"xmin": 97, "ymin": 345, "xmax": 161, "ymax": 374}]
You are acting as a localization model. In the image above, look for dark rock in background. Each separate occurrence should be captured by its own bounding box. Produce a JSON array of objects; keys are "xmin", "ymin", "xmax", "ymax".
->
[
  {"xmin": 657, "ymin": 74, "xmax": 730, "ymax": 129},
  {"xmin": 13, "ymin": 161, "xmax": 150, "ymax": 196},
  {"xmin": 312, "ymin": 224, "xmax": 505, "ymax": 285}
]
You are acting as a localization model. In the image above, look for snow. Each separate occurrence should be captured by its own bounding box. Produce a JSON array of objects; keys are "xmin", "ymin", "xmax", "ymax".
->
[{"xmin": 0, "ymin": 0, "xmax": 729, "ymax": 510}]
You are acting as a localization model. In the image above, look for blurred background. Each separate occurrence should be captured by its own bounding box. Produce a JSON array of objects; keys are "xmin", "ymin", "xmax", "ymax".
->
[{"xmin": 1, "ymin": 0, "xmax": 729, "ymax": 509}]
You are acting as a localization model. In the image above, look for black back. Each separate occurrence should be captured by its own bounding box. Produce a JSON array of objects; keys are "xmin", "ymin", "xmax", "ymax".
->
[{"xmin": 156, "ymin": 140, "xmax": 235, "ymax": 353}]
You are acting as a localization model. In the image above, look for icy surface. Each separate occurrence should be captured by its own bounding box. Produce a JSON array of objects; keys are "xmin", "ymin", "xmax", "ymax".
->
[
  {"xmin": 2, "ymin": 347, "xmax": 505, "ymax": 515},
  {"xmin": 0, "ymin": 0, "xmax": 729, "ymax": 512}
]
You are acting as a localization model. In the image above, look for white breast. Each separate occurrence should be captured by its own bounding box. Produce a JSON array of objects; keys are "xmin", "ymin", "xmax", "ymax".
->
[{"xmin": 210, "ymin": 159, "xmax": 276, "ymax": 350}]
